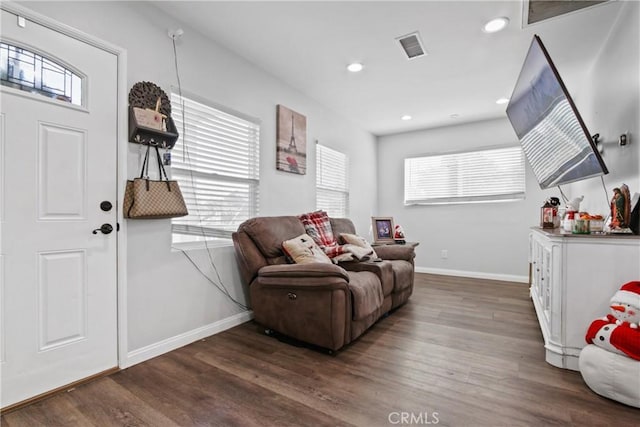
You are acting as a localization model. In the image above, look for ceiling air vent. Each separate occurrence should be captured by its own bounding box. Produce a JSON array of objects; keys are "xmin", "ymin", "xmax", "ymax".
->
[
  {"xmin": 525, "ymin": 0, "xmax": 609, "ymax": 25},
  {"xmin": 396, "ymin": 31, "xmax": 427, "ymax": 60}
]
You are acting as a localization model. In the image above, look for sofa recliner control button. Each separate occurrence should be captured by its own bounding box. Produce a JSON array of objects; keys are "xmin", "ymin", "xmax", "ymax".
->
[{"xmin": 287, "ymin": 292, "xmax": 297, "ymax": 300}]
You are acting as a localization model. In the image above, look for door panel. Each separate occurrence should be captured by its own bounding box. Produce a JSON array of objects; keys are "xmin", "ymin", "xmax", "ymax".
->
[
  {"xmin": 0, "ymin": 9, "xmax": 118, "ymax": 408},
  {"xmin": 38, "ymin": 249, "xmax": 87, "ymax": 350},
  {"xmin": 38, "ymin": 123, "xmax": 87, "ymax": 219}
]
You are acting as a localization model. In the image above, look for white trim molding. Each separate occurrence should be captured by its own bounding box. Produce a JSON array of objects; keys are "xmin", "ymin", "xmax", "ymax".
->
[
  {"xmin": 123, "ymin": 311, "xmax": 254, "ymax": 368},
  {"xmin": 415, "ymin": 266, "xmax": 528, "ymax": 284}
]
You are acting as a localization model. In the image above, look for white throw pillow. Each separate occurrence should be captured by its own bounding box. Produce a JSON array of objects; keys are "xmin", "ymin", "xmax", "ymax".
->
[{"xmin": 283, "ymin": 234, "xmax": 333, "ymax": 265}]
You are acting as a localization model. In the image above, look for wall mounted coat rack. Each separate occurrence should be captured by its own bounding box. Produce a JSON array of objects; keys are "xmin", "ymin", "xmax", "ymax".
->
[{"xmin": 128, "ymin": 81, "xmax": 179, "ymax": 149}]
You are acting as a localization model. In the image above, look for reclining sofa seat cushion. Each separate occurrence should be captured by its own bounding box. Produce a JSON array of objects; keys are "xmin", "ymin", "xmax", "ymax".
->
[{"xmin": 346, "ymin": 270, "xmax": 383, "ymax": 320}]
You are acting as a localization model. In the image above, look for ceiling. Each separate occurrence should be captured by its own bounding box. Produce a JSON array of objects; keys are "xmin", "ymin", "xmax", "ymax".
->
[{"xmin": 153, "ymin": 1, "xmax": 624, "ymax": 136}]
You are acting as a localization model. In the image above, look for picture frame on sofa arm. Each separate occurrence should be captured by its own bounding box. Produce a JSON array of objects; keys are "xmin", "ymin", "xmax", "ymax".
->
[{"xmin": 372, "ymin": 217, "xmax": 395, "ymax": 244}]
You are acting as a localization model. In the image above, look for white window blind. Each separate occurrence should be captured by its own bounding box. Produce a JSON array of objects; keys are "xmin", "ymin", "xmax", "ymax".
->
[
  {"xmin": 171, "ymin": 92, "xmax": 260, "ymax": 241},
  {"xmin": 316, "ymin": 144, "xmax": 349, "ymax": 217},
  {"xmin": 404, "ymin": 146, "xmax": 525, "ymax": 205}
]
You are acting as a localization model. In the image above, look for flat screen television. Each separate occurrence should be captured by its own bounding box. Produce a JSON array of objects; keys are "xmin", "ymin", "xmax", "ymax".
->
[{"xmin": 506, "ymin": 35, "xmax": 608, "ymax": 189}]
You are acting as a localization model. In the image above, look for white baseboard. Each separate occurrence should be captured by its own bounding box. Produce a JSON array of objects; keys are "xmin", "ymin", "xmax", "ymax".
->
[
  {"xmin": 415, "ymin": 266, "xmax": 528, "ymax": 284},
  {"xmin": 122, "ymin": 310, "xmax": 254, "ymax": 368}
]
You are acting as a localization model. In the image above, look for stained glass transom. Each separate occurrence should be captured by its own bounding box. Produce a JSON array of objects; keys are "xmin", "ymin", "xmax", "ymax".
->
[{"xmin": 0, "ymin": 41, "xmax": 82, "ymax": 105}]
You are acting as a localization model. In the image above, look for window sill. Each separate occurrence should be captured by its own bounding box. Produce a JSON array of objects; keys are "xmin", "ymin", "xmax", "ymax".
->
[{"xmin": 171, "ymin": 239, "xmax": 233, "ymax": 252}]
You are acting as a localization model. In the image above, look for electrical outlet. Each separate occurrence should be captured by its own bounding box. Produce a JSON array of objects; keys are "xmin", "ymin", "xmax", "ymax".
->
[
  {"xmin": 441, "ymin": 250, "xmax": 448, "ymax": 259},
  {"xmin": 619, "ymin": 132, "xmax": 629, "ymax": 146}
]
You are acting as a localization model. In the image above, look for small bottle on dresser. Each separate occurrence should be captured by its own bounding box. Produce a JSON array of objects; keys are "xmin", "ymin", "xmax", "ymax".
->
[{"xmin": 563, "ymin": 211, "xmax": 575, "ymax": 232}]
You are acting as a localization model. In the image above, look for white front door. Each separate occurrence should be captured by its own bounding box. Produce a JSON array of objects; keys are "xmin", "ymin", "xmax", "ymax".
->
[{"xmin": 0, "ymin": 9, "xmax": 119, "ymax": 408}]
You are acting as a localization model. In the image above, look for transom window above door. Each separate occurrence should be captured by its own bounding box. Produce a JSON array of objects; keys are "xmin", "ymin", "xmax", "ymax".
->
[{"xmin": 0, "ymin": 41, "xmax": 83, "ymax": 105}]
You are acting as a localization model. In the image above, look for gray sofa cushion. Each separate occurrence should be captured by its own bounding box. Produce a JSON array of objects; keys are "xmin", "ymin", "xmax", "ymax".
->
[{"xmin": 346, "ymin": 271, "xmax": 383, "ymax": 320}]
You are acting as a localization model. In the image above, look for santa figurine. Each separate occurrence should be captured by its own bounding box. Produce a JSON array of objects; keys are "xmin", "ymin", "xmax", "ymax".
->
[
  {"xmin": 393, "ymin": 224, "xmax": 406, "ymax": 244},
  {"xmin": 585, "ymin": 281, "xmax": 640, "ymax": 360}
]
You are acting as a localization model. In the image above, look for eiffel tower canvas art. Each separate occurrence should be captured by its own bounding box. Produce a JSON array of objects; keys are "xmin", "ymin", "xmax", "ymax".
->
[{"xmin": 276, "ymin": 104, "xmax": 307, "ymax": 175}]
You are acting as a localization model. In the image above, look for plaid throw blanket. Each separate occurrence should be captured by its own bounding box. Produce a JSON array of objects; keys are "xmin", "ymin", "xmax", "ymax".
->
[
  {"xmin": 298, "ymin": 211, "xmax": 372, "ymax": 261},
  {"xmin": 298, "ymin": 210, "xmax": 337, "ymax": 248}
]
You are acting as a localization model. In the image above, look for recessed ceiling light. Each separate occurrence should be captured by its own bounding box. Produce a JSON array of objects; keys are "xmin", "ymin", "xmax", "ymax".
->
[
  {"xmin": 450, "ymin": 113, "xmax": 460, "ymax": 119},
  {"xmin": 496, "ymin": 97, "xmax": 510, "ymax": 105},
  {"xmin": 483, "ymin": 17, "xmax": 509, "ymax": 33},
  {"xmin": 347, "ymin": 63, "xmax": 363, "ymax": 72},
  {"xmin": 401, "ymin": 115, "xmax": 412, "ymax": 121}
]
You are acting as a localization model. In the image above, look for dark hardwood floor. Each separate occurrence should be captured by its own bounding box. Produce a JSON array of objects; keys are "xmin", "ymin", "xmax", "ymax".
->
[{"xmin": 3, "ymin": 273, "xmax": 638, "ymax": 426}]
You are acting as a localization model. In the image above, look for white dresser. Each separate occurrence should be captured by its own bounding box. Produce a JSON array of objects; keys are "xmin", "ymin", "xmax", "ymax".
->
[{"xmin": 529, "ymin": 227, "xmax": 640, "ymax": 371}]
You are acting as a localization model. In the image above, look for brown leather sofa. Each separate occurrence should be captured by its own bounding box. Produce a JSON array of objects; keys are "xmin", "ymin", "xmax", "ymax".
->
[{"xmin": 232, "ymin": 216, "xmax": 416, "ymax": 351}]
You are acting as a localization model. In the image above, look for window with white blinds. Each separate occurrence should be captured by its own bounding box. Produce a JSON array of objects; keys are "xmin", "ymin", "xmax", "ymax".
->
[
  {"xmin": 171, "ymin": 91, "xmax": 260, "ymax": 242},
  {"xmin": 316, "ymin": 144, "xmax": 349, "ymax": 217},
  {"xmin": 404, "ymin": 146, "xmax": 525, "ymax": 205}
]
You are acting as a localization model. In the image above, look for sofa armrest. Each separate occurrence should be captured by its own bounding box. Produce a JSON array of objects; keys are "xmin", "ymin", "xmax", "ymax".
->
[
  {"xmin": 375, "ymin": 245, "xmax": 416, "ymax": 261},
  {"xmin": 252, "ymin": 263, "xmax": 351, "ymax": 350},
  {"xmin": 258, "ymin": 263, "xmax": 349, "ymax": 282}
]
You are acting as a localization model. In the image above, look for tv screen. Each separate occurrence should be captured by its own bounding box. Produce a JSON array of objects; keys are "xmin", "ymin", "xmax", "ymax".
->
[{"xmin": 506, "ymin": 35, "xmax": 608, "ymax": 189}]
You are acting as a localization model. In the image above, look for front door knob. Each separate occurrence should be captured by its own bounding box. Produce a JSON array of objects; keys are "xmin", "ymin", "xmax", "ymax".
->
[{"xmin": 92, "ymin": 224, "xmax": 113, "ymax": 235}]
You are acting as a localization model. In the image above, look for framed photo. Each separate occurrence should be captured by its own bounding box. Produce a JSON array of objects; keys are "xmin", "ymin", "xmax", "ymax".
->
[
  {"xmin": 372, "ymin": 217, "xmax": 395, "ymax": 244},
  {"xmin": 276, "ymin": 105, "xmax": 307, "ymax": 175}
]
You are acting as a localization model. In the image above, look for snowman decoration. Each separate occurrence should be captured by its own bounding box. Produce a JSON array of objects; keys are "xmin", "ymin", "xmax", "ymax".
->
[{"xmin": 579, "ymin": 281, "xmax": 640, "ymax": 407}]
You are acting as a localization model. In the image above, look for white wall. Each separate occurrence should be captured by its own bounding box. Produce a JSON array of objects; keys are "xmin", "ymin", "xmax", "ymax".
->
[
  {"xmin": 378, "ymin": 118, "xmax": 540, "ymax": 282},
  {"xmin": 570, "ymin": 0, "xmax": 640, "ymax": 214},
  {"xmin": 22, "ymin": 1, "xmax": 377, "ymax": 362},
  {"xmin": 377, "ymin": 1, "xmax": 639, "ymax": 282}
]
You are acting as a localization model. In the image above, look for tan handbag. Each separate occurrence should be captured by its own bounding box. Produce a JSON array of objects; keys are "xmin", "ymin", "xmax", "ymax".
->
[{"xmin": 123, "ymin": 145, "xmax": 188, "ymax": 219}]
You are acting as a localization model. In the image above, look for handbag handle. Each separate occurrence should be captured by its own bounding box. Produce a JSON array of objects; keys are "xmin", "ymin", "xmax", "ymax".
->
[
  {"xmin": 139, "ymin": 144, "xmax": 151, "ymax": 178},
  {"xmin": 137, "ymin": 145, "xmax": 171, "ymax": 185}
]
